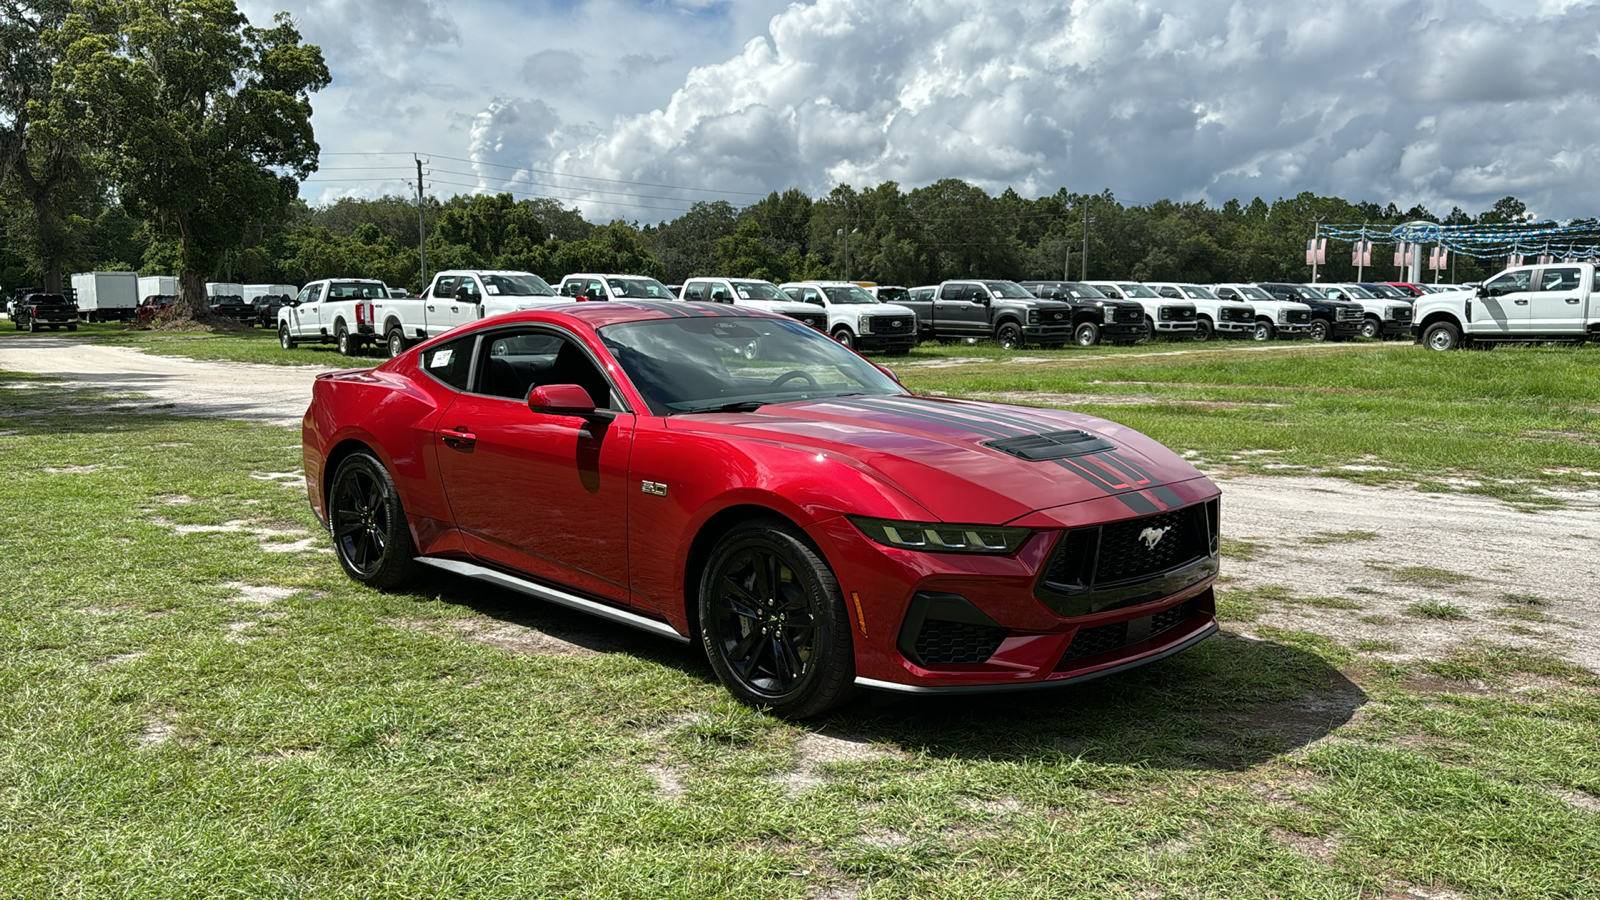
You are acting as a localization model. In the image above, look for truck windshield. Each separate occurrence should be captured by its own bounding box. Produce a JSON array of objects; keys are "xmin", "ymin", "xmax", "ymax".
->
[
  {"xmin": 732, "ymin": 281, "xmax": 787, "ymax": 301},
  {"xmin": 1179, "ymin": 285, "xmax": 1219, "ymax": 300},
  {"xmin": 821, "ymin": 286, "xmax": 877, "ymax": 304},
  {"xmin": 1298, "ymin": 286, "xmax": 1331, "ymax": 300},
  {"xmin": 329, "ymin": 282, "xmax": 389, "ymax": 299},
  {"xmin": 607, "ymin": 277, "xmax": 676, "ymax": 299},
  {"xmin": 983, "ymin": 281, "xmax": 1036, "ymax": 299},
  {"xmin": 875, "ymin": 287, "xmax": 910, "ymax": 304},
  {"xmin": 1231, "ymin": 286, "xmax": 1273, "ymax": 301},
  {"xmin": 1117, "ymin": 283, "xmax": 1160, "ymax": 298},
  {"xmin": 483, "ymin": 274, "xmax": 555, "ymax": 296},
  {"xmin": 1064, "ymin": 282, "xmax": 1108, "ymax": 299},
  {"xmin": 1365, "ymin": 284, "xmax": 1405, "ymax": 299},
  {"xmin": 1337, "ymin": 285, "xmax": 1375, "ymax": 299}
]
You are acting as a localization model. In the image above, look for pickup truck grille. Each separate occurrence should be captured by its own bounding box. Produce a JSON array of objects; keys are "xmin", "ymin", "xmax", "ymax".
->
[
  {"xmin": 1041, "ymin": 309, "xmax": 1069, "ymax": 324},
  {"xmin": 1220, "ymin": 307, "xmax": 1253, "ymax": 323},
  {"xmin": 1113, "ymin": 307, "xmax": 1144, "ymax": 324},
  {"xmin": 1390, "ymin": 308, "xmax": 1413, "ymax": 324},
  {"xmin": 789, "ymin": 312, "xmax": 826, "ymax": 331},
  {"xmin": 1158, "ymin": 306, "xmax": 1195, "ymax": 322},
  {"xmin": 1041, "ymin": 499, "xmax": 1217, "ymax": 593},
  {"xmin": 1336, "ymin": 306, "xmax": 1363, "ymax": 322},
  {"xmin": 870, "ymin": 315, "xmax": 915, "ymax": 335},
  {"xmin": 1287, "ymin": 309, "xmax": 1312, "ymax": 325}
]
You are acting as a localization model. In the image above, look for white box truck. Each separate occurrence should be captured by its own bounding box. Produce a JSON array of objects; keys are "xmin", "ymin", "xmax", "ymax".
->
[
  {"xmin": 243, "ymin": 283, "xmax": 298, "ymax": 328},
  {"xmin": 138, "ymin": 275, "xmax": 179, "ymax": 300},
  {"xmin": 71, "ymin": 271, "xmax": 139, "ymax": 323}
]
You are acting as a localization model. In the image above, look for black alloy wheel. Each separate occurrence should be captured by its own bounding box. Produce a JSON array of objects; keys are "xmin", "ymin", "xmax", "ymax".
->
[
  {"xmin": 996, "ymin": 321, "xmax": 1024, "ymax": 350},
  {"xmin": 1074, "ymin": 321, "xmax": 1099, "ymax": 346},
  {"xmin": 1308, "ymin": 318, "xmax": 1330, "ymax": 341},
  {"xmin": 699, "ymin": 520, "xmax": 855, "ymax": 718},
  {"xmin": 1193, "ymin": 318, "xmax": 1213, "ymax": 342},
  {"xmin": 329, "ymin": 451, "xmax": 420, "ymax": 590},
  {"xmin": 279, "ymin": 324, "xmax": 296, "ymax": 349}
]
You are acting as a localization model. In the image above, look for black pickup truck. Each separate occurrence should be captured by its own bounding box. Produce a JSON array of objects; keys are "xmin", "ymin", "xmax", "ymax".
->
[
  {"xmin": 902, "ymin": 279, "xmax": 1079, "ymax": 349},
  {"xmin": 1017, "ymin": 281, "xmax": 1149, "ymax": 346},
  {"xmin": 10, "ymin": 288, "xmax": 80, "ymax": 332},
  {"xmin": 209, "ymin": 294, "xmax": 255, "ymax": 323},
  {"xmin": 1257, "ymin": 283, "xmax": 1365, "ymax": 341}
]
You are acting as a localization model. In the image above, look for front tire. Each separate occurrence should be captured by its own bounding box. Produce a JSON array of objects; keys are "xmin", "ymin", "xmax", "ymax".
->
[
  {"xmin": 1360, "ymin": 317, "xmax": 1381, "ymax": 339},
  {"xmin": 279, "ymin": 324, "xmax": 296, "ymax": 350},
  {"xmin": 1253, "ymin": 321, "xmax": 1276, "ymax": 341},
  {"xmin": 1193, "ymin": 318, "xmax": 1213, "ymax": 342},
  {"xmin": 328, "ymin": 451, "xmax": 421, "ymax": 590},
  {"xmin": 996, "ymin": 321, "xmax": 1023, "ymax": 350},
  {"xmin": 1422, "ymin": 321, "xmax": 1462, "ymax": 351},
  {"xmin": 831, "ymin": 326, "xmax": 855, "ymax": 349},
  {"xmin": 1073, "ymin": 321, "xmax": 1100, "ymax": 347},
  {"xmin": 1308, "ymin": 318, "xmax": 1330, "ymax": 341},
  {"xmin": 698, "ymin": 520, "xmax": 856, "ymax": 718},
  {"xmin": 1143, "ymin": 316, "xmax": 1156, "ymax": 341}
]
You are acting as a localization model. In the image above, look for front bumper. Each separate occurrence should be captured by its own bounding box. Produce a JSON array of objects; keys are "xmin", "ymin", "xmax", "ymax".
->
[
  {"xmin": 805, "ymin": 480, "xmax": 1221, "ymax": 691},
  {"xmin": 1100, "ymin": 323, "xmax": 1147, "ymax": 339},
  {"xmin": 1379, "ymin": 320, "xmax": 1411, "ymax": 337},
  {"xmin": 1022, "ymin": 324, "xmax": 1072, "ymax": 340},
  {"xmin": 1152, "ymin": 322, "xmax": 1197, "ymax": 333},
  {"xmin": 857, "ymin": 334, "xmax": 918, "ymax": 351}
]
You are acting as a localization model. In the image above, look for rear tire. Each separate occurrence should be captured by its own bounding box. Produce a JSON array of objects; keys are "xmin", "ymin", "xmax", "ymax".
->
[
  {"xmin": 1073, "ymin": 321, "xmax": 1100, "ymax": 347},
  {"xmin": 387, "ymin": 327, "xmax": 407, "ymax": 358},
  {"xmin": 328, "ymin": 451, "xmax": 421, "ymax": 590},
  {"xmin": 698, "ymin": 519, "xmax": 856, "ymax": 718},
  {"xmin": 336, "ymin": 322, "xmax": 355, "ymax": 357}
]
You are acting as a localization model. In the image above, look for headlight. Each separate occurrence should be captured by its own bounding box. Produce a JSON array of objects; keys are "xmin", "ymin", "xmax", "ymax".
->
[
  {"xmin": 1027, "ymin": 309, "xmax": 1040, "ymax": 325},
  {"xmin": 848, "ymin": 516, "xmax": 1031, "ymax": 554},
  {"xmin": 1102, "ymin": 304, "xmax": 1115, "ymax": 324},
  {"xmin": 1277, "ymin": 309, "xmax": 1290, "ymax": 324},
  {"xmin": 858, "ymin": 316, "xmax": 872, "ymax": 334},
  {"xmin": 1386, "ymin": 306, "xmax": 1401, "ymax": 320}
]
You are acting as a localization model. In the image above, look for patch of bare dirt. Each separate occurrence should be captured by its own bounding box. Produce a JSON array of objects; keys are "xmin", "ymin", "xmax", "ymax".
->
[
  {"xmin": 43, "ymin": 463, "xmax": 114, "ymax": 474},
  {"xmin": 644, "ymin": 763, "xmax": 688, "ymax": 796},
  {"xmin": 224, "ymin": 582, "xmax": 297, "ymax": 604},
  {"xmin": 775, "ymin": 730, "xmax": 904, "ymax": 796},
  {"xmin": 136, "ymin": 711, "xmax": 186, "ymax": 748},
  {"xmin": 388, "ymin": 616, "xmax": 608, "ymax": 658},
  {"xmin": 1270, "ymin": 827, "xmax": 1342, "ymax": 866},
  {"xmin": 1551, "ymin": 788, "xmax": 1600, "ymax": 813}
]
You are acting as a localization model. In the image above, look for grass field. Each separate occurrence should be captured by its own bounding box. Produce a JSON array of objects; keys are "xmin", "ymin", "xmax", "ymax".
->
[{"xmin": 2, "ymin": 354, "xmax": 1598, "ymax": 897}]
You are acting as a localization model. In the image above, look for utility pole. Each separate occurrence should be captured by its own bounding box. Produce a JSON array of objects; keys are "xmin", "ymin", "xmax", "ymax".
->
[
  {"xmin": 413, "ymin": 155, "xmax": 428, "ymax": 288},
  {"xmin": 1081, "ymin": 196, "xmax": 1090, "ymax": 281}
]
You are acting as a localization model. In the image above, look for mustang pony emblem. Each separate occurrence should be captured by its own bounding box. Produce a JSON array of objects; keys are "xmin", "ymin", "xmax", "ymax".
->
[{"xmin": 1138, "ymin": 526, "xmax": 1171, "ymax": 550}]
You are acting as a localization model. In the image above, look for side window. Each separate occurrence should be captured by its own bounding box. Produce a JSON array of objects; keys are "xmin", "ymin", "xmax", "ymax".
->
[
  {"xmin": 1540, "ymin": 267, "xmax": 1581, "ymax": 292},
  {"xmin": 458, "ymin": 277, "xmax": 482, "ymax": 301},
  {"xmin": 309, "ymin": 284, "xmax": 326, "ymax": 304},
  {"xmin": 476, "ymin": 330, "xmax": 614, "ymax": 409},
  {"xmin": 432, "ymin": 276, "xmax": 457, "ymax": 299},
  {"xmin": 420, "ymin": 335, "xmax": 475, "ymax": 391},
  {"xmin": 1485, "ymin": 271, "xmax": 1531, "ymax": 296},
  {"xmin": 294, "ymin": 286, "xmax": 313, "ymax": 305},
  {"xmin": 683, "ymin": 282, "xmax": 706, "ymax": 301},
  {"xmin": 708, "ymin": 285, "xmax": 733, "ymax": 303},
  {"xmin": 805, "ymin": 288, "xmax": 824, "ymax": 305}
]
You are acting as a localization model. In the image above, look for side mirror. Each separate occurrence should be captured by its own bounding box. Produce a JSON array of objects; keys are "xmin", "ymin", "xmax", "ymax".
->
[
  {"xmin": 528, "ymin": 384, "xmax": 595, "ymax": 415},
  {"xmin": 454, "ymin": 286, "xmax": 478, "ymax": 303},
  {"xmin": 1476, "ymin": 284, "xmax": 1489, "ymax": 298}
]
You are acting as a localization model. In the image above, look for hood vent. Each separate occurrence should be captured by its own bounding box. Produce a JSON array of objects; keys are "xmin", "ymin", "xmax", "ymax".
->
[{"xmin": 984, "ymin": 429, "xmax": 1115, "ymax": 461}]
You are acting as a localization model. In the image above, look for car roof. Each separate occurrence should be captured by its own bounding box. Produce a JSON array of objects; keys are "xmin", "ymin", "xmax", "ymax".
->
[{"xmin": 462, "ymin": 300, "xmax": 787, "ymax": 332}]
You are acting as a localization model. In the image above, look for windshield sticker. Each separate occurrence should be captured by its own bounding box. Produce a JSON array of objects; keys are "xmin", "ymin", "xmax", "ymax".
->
[
  {"xmin": 486, "ymin": 285, "xmax": 500, "ymax": 294},
  {"xmin": 429, "ymin": 349, "xmax": 453, "ymax": 369}
]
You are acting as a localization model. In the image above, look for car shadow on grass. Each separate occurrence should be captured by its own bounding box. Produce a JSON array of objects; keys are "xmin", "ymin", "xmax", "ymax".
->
[{"xmin": 422, "ymin": 575, "xmax": 1362, "ymax": 771}]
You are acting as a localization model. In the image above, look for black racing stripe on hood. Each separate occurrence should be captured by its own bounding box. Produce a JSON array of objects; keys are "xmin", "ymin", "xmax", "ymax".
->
[
  {"xmin": 1151, "ymin": 485, "xmax": 1185, "ymax": 510},
  {"xmin": 823, "ymin": 397, "xmax": 1020, "ymax": 440},
  {"xmin": 906, "ymin": 397, "xmax": 1063, "ymax": 435},
  {"xmin": 1055, "ymin": 457, "xmax": 1127, "ymax": 493},
  {"xmin": 1116, "ymin": 491, "xmax": 1160, "ymax": 515},
  {"xmin": 1092, "ymin": 452, "xmax": 1154, "ymax": 489},
  {"xmin": 880, "ymin": 397, "xmax": 1037, "ymax": 436}
]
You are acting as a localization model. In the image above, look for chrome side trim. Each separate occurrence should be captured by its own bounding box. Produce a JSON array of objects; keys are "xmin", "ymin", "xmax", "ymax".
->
[
  {"xmin": 854, "ymin": 621, "xmax": 1218, "ymax": 695},
  {"xmin": 415, "ymin": 557, "xmax": 690, "ymax": 643}
]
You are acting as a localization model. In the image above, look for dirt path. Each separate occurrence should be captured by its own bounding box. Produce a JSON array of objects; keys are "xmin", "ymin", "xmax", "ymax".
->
[
  {"xmin": 0, "ymin": 337, "xmax": 328, "ymax": 427},
  {"xmin": 3, "ymin": 337, "xmax": 1594, "ymax": 672}
]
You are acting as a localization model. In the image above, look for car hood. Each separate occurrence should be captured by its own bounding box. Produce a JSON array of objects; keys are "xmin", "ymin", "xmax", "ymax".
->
[{"xmin": 664, "ymin": 394, "xmax": 1207, "ymax": 524}]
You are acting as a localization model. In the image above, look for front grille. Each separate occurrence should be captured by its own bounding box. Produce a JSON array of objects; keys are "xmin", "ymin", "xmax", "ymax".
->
[
  {"xmin": 1043, "ymin": 310, "xmax": 1068, "ymax": 323},
  {"xmin": 1287, "ymin": 309, "xmax": 1312, "ymax": 324},
  {"xmin": 1115, "ymin": 307, "xmax": 1144, "ymax": 324},
  {"xmin": 1336, "ymin": 306, "xmax": 1363, "ymax": 322},
  {"xmin": 871, "ymin": 315, "xmax": 915, "ymax": 335},
  {"xmin": 1043, "ymin": 500, "xmax": 1216, "ymax": 592},
  {"xmin": 1059, "ymin": 599, "xmax": 1198, "ymax": 663},
  {"xmin": 1392, "ymin": 308, "xmax": 1412, "ymax": 324},
  {"xmin": 1221, "ymin": 307, "xmax": 1252, "ymax": 323},
  {"xmin": 1159, "ymin": 306, "xmax": 1195, "ymax": 322},
  {"xmin": 790, "ymin": 312, "xmax": 826, "ymax": 330},
  {"xmin": 914, "ymin": 620, "xmax": 1009, "ymax": 665}
]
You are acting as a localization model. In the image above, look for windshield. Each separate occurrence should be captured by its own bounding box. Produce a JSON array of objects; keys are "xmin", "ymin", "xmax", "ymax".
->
[
  {"xmin": 821, "ymin": 285, "xmax": 878, "ymax": 304},
  {"xmin": 875, "ymin": 287, "xmax": 910, "ymax": 304},
  {"xmin": 1117, "ymin": 283, "xmax": 1160, "ymax": 298},
  {"xmin": 328, "ymin": 281, "xmax": 390, "ymax": 299},
  {"xmin": 600, "ymin": 316, "xmax": 903, "ymax": 415},
  {"xmin": 483, "ymin": 273, "xmax": 555, "ymax": 296},
  {"xmin": 1064, "ymin": 282, "xmax": 1108, "ymax": 299},
  {"xmin": 1232, "ymin": 286, "xmax": 1273, "ymax": 301},
  {"xmin": 607, "ymin": 277, "xmax": 676, "ymax": 299},
  {"xmin": 732, "ymin": 281, "xmax": 788, "ymax": 301},
  {"xmin": 1337, "ymin": 284, "xmax": 1375, "ymax": 299},
  {"xmin": 1179, "ymin": 285, "xmax": 1218, "ymax": 300},
  {"xmin": 1297, "ymin": 286, "xmax": 1331, "ymax": 300},
  {"xmin": 1366, "ymin": 284, "xmax": 1404, "ymax": 298},
  {"xmin": 984, "ymin": 281, "xmax": 1036, "ymax": 299}
]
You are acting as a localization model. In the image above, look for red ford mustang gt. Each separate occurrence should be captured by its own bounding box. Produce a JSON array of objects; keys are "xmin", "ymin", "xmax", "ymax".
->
[{"xmin": 303, "ymin": 302, "xmax": 1221, "ymax": 717}]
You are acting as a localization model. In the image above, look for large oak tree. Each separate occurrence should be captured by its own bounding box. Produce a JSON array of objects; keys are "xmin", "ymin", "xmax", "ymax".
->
[{"xmin": 47, "ymin": 0, "xmax": 328, "ymax": 319}]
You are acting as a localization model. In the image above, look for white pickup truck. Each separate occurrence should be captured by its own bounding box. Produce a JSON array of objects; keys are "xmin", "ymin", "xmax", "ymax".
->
[
  {"xmin": 778, "ymin": 281, "xmax": 919, "ymax": 353},
  {"xmin": 1146, "ymin": 282, "xmax": 1254, "ymax": 340},
  {"xmin": 371, "ymin": 270, "xmax": 564, "ymax": 357},
  {"xmin": 1413, "ymin": 262, "xmax": 1600, "ymax": 350},
  {"xmin": 278, "ymin": 278, "xmax": 393, "ymax": 354}
]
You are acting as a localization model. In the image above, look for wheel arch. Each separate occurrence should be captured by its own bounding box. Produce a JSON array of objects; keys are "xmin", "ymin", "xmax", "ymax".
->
[
  {"xmin": 1417, "ymin": 310, "xmax": 1463, "ymax": 333},
  {"xmin": 681, "ymin": 503, "xmax": 812, "ymax": 643},
  {"xmin": 993, "ymin": 315, "xmax": 1023, "ymax": 332}
]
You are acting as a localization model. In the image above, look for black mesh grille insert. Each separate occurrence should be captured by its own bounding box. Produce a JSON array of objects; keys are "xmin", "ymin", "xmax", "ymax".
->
[
  {"xmin": 985, "ymin": 431, "xmax": 1115, "ymax": 461},
  {"xmin": 1059, "ymin": 599, "xmax": 1198, "ymax": 663},
  {"xmin": 1043, "ymin": 501, "xmax": 1215, "ymax": 592},
  {"xmin": 1288, "ymin": 309, "xmax": 1312, "ymax": 324},
  {"xmin": 1115, "ymin": 307, "xmax": 1144, "ymax": 323},
  {"xmin": 871, "ymin": 315, "xmax": 915, "ymax": 335},
  {"xmin": 914, "ymin": 620, "xmax": 1009, "ymax": 665}
]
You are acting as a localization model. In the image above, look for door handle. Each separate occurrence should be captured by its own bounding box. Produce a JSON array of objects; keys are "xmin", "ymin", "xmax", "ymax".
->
[
  {"xmin": 1565, "ymin": 297, "xmax": 1581, "ymax": 304},
  {"xmin": 427, "ymin": 304, "xmax": 436, "ymax": 311},
  {"xmin": 1514, "ymin": 299, "xmax": 1529, "ymax": 305},
  {"xmin": 451, "ymin": 306, "xmax": 460, "ymax": 312},
  {"xmin": 439, "ymin": 426, "xmax": 477, "ymax": 447}
]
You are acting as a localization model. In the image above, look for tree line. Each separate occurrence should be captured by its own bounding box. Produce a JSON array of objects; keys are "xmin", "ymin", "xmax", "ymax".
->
[{"xmin": 1, "ymin": 2, "xmax": 1535, "ymax": 305}]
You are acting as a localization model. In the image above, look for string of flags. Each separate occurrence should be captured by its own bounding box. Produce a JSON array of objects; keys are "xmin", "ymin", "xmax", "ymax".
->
[{"xmin": 1319, "ymin": 220, "xmax": 1600, "ymax": 264}]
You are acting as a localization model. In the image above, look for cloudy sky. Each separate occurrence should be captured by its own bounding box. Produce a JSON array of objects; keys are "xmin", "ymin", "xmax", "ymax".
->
[{"xmin": 240, "ymin": 0, "xmax": 1600, "ymax": 224}]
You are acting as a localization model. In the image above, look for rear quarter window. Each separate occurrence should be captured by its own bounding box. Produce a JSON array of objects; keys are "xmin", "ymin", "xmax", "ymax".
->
[{"xmin": 421, "ymin": 336, "xmax": 475, "ymax": 391}]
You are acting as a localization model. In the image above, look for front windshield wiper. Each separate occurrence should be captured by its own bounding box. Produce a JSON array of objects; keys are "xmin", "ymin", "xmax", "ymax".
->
[{"xmin": 680, "ymin": 400, "xmax": 769, "ymax": 414}]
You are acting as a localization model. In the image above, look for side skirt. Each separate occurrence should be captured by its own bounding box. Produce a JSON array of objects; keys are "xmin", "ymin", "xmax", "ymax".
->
[{"xmin": 415, "ymin": 557, "xmax": 690, "ymax": 644}]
